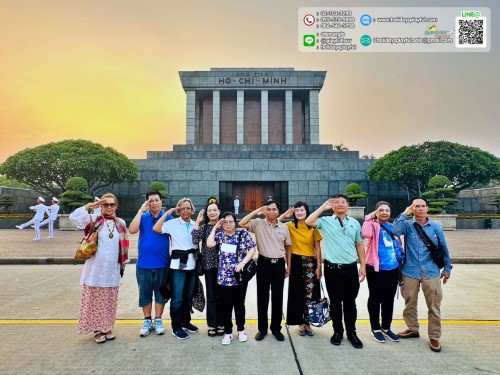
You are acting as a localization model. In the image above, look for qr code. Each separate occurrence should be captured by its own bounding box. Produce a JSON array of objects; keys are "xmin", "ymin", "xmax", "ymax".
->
[{"xmin": 456, "ymin": 18, "xmax": 486, "ymax": 48}]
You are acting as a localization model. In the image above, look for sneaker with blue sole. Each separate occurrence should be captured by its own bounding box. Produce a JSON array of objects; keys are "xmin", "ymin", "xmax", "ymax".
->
[
  {"xmin": 154, "ymin": 319, "xmax": 165, "ymax": 335},
  {"xmin": 172, "ymin": 328, "xmax": 189, "ymax": 340},
  {"xmin": 382, "ymin": 329, "xmax": 400, "ymax": 342},
  {"xmin": 140, "ymin": 319, "xmax": 154, "ymax": 337}
]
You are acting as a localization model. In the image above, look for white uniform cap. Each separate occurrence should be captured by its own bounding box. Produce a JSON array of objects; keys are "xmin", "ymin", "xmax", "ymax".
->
[
  {"xmin": 94, "ymin": 196, "xmax": 100, "ymax": 201},
  {"xmin": 38, "ymin": 196, "xmax": 45, "ymax": 203},
  {"xmin": 52, "ymin": 197, "xmax": 59, "ymax": 203}
]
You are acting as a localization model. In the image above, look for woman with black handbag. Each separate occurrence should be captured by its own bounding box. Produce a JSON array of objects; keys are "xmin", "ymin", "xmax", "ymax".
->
[
  {"xmin": 206, "ymin": 211, "xmax": 256, "ymax": 345},
  {"xmin": 279, "ymin": 201, "xmax": 323, "ymax": 337},
  {"xmin": 361, "ymin": 201, "xmax": 404, "ymax": 344},
  {"xmin": 191, "ymin": 198, "xmax": 224, "ymax": 337}
]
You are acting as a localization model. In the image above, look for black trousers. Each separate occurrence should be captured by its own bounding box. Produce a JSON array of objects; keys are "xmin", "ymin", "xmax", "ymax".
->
[
  {"xmin": 218, "ymin": 283, "xmax": 248, "ymax": 334},
  {"xmin": 204, "ymin": 268, "xmax": 223, "ymax": 328},
  {"xmin": 324, "ymin": 262, "xmax": 360, "ymax": 335},
  {"xmin": 256, "ymin": 256, "xmax": 286, "ymax": 333},
  {"xmin": 366, "ymin": 265, "xmax": 399, "ymax": 330}
]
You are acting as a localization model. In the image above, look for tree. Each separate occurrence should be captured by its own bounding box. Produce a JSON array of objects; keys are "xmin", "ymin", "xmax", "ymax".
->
[
  {"xmin": 0, "ymin": 176, "xmax": 29, "ymax": 189},
  {"xmin": 333, "ymin": 143, "xmax": 349, "ymax": 151},
  {"xmin": 345, "ymin": 183, "xmax": 368, "ymax": 206},
  {"xmin": 0, "ymin": 194, "xmax": 15, "ymax": 213},
  {"xmin": 149, "ymin": 181, "xmax": 169, "ymax": 204},
  {"xmin": 367, "ymin": 141, "xmax": 500, "ymax": 198},
  {"xmin": 422, "ymin": 175, "xmax": 460, "ymax": 214},
  {"xmin": 0, "ymin": 140, "xmax": 138, "ymax": 196},
  {"xmin": 59, "ymin": 177, "xmax": 94, "ymax": 212}
]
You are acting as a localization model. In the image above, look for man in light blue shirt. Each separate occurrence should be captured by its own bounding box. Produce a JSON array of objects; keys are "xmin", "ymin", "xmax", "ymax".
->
[
  {"xmin": 306, "ymin": 194, "xmax": 366, "ymax": 349},
  {"xmin": 393, "ymin": 197, "xmax": 452, "ymax": 353}
]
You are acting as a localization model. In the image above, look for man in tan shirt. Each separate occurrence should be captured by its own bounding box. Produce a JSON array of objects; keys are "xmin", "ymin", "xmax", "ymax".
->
[{"xmin": 239, "ymin": 200, "xmax": 291, "ymax": 341}]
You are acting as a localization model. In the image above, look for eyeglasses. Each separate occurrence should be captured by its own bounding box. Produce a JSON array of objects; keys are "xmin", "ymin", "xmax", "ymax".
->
[
  {"xmin": 103, "ymin": 203, "xmax": 116, "ymax": 208},
  {"xmin": 223, "ymin": 221, "xmax": 235, "ymax": 225},
  {"xmin": 179, "ymin": 207, "xmax": 192, "ymax": 211}
]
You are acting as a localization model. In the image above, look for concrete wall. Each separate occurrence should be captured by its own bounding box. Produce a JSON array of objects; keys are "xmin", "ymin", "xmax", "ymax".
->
[
  {"xmin": 459, "ymin": 187, "xmax": 500, "ymax": 213},
  {"xmin": 0, "ymin": 187, "xmax": 41, "ymax": 213},
  {"xmin": 111, "ymin": 144, "xmax": 408, "ymax": 218}
]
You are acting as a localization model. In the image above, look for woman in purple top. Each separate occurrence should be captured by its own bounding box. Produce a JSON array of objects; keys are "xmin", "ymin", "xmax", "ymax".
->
[{"xmin": 206, "ymin": 211, "xmax": 256, "ymax": 346}]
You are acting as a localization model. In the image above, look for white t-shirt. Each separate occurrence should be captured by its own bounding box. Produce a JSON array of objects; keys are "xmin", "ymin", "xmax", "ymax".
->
[{"xmin": 161, "ymin": 217, "xmax": 196, "ymax": 270}]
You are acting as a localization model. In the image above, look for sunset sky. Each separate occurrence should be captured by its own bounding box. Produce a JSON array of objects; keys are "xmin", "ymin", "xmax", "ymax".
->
[{"xmin": 0, "ymin": 0, "xmax": 498, "ymax": 163}]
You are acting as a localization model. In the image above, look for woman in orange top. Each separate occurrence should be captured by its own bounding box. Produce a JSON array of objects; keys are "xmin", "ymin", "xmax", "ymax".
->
[{"xmin": 279, "ymin": 201, "xmax": 322, "ymax": 336}]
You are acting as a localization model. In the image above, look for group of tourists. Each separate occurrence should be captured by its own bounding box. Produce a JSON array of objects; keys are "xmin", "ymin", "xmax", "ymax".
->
[{"xmin": 69, "ymin": 192, "xmax": 452, "ymax": 353}]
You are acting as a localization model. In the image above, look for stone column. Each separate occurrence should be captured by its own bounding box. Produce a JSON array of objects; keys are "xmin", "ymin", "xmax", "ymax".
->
[
  {"xmin": 261, "ymin": 90, "xmax": 268, "ymax": 144},
  {"xmin": 237, "ymin": 90, "xmax": 244, "ymax": 144},
  {"xmin": 309, "ymin": 90, "xmax": 319, "ymax": 144},
  {"xmin": 186, "ymin": 90, "xmax": 196, "ymax": 144},
  {"xmin": 212, "ymin": 90, "xmax": 220, "ymax": 144},
  {"xmin": 285, "ymin": 90, "xmax": 293, "ymax": 144}
]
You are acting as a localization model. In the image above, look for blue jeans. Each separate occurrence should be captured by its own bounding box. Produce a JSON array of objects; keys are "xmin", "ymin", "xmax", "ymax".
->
[
  {"xmin": 136, "ymin": 267, "xmax": 166, "ymax": 307},
  {"xmin": 170, "ymin": 269, "xmax": 196, "ymax": 330}
]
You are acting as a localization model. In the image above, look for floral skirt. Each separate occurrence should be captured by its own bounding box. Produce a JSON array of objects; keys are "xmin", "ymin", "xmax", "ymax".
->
[
  {"xmin": 78, "ymin": 285, "xmax": 119, "ymax": 334},
  {"xmin": 286, "ymin": 254, "xmax": 320, "ymax": 325}
]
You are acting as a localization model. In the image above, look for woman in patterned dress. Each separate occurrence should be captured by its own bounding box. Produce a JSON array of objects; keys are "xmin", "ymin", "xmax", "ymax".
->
[
  {"xmin": 191, "ymin": 199, "xmax": 224, "ymax": 337},
  {"xmin": 206, "ymin": 211, "xmax": 256, "ymax": 345},
  {"xmin": 279, "ymin": 201, "xmax": 323, "ymax": 336},
  {"xmin": 69, "ymin": 193, "xmax": 129, "ymax": 343}
]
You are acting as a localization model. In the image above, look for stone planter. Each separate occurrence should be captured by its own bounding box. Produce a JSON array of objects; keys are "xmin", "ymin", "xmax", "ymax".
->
[
  {"xmin": 428, "ymin": 214, "xmax": 457, "ymax": 231},
  {"xmin": 58, "ymin": 214, "xmax": 79, "ymax": 231},
  {"xmin": 348, "ymin": 206, "xmax": 365, "ymax": 220},
  {"xmin": 456, "ymin": 218, "xmax": 486, "ymax": 229},
  {"xmin": 489, "ymin": 219, "xmax": 500, "ymax": 229}
]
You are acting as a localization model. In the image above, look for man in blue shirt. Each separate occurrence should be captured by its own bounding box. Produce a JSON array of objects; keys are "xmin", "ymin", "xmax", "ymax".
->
[
  {"xmin": 393, "ymin": 197, "xmax": 452, "ymax": 353},
  {"xmin": 129, "ymin": 191, "xmax": 173, "ymax": 337},
  {"xmin": 306, "ymin": 194, "xmax": 366, "ymax": 349}
]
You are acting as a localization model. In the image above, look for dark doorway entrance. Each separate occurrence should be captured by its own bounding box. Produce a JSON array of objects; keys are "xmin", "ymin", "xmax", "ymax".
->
[{"xmin": 219, "ymin": 181, "xmax": 288, "ymax": 214}]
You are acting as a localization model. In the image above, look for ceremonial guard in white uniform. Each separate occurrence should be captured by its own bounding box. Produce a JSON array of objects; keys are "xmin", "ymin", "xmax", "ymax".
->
[
  {"xmin": 39, "ymin": 197, "xmax": 60, "ymax": 239},
  {"xmin": 16, "ymin": 197, "xmax": 49, "ymax": 240}
]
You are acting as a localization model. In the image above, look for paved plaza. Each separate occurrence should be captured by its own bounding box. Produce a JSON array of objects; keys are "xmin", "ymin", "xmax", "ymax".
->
[{"xmin": 0, "ymin": 229, "xmax": 499, "ymax": 374}]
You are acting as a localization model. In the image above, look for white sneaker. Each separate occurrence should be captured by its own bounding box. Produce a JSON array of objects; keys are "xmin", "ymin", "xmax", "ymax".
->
[
  {"xmin": 237, "ymin": 331, "xmax": 248, "ymax": 342},
  {"xmin": 15, "ymin": 225, "xmax": 22, "ymax": 230},
  {"xmin": 139, "ymin": 319, "xmax": 154, "ymax": 337},
  {"xmin": 154, "ymin": 319, "xmax": 165, "ymax": 335},
  {"xmin": 221, "ymin": 334, "xmax": 233, "ymax": 345}
]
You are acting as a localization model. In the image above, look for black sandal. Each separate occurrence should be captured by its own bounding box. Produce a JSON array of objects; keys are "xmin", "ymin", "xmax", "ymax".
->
[
  {"xmin": 208, "ymin": 327, "xmax": 217, "ymax": 337},
  {"xmin": 217, "ymin": 326, "xmax": 225, "ymax": 336}
]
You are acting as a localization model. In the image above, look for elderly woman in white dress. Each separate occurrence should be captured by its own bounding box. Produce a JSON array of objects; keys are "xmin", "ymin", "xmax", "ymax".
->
[{"xmin": 69, "ymin": 193, "xmax": 129, "ymax": 343}]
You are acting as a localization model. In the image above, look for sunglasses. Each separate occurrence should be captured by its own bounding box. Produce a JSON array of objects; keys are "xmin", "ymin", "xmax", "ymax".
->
[{"xmin": 103, "ymin": 203, "xmax": 117, "ymax": 208}]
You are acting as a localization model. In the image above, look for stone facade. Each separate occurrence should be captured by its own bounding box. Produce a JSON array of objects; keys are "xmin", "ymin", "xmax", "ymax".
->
[
  {"xmin": 114, "ymin": 144, "xmax": 406, "ymax": 217},
  {"xmin": 111, "ymin": 67, "xmax": 408, "ymax": 217}
]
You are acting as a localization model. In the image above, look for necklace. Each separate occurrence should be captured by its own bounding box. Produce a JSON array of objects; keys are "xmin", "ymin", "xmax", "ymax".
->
[{"xmin": 105, "ymin": 219, "xmax": 116, "ymax": 238}]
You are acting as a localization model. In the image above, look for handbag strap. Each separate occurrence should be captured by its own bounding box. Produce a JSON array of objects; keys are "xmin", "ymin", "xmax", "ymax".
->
[
  {"xmin": 234, "ymin": 230, "xmax": 243, "ymax": 259},
  {"xmin": 380, "ymin": 223, "xmax": 396, "ymax": 240},
  {"xmin": 413, "ymin": 222, "xmax": 437, "ymax": 250},
  {"xmin": 81, "ymin": 215, "xmax": 97, "ymax": 243}
]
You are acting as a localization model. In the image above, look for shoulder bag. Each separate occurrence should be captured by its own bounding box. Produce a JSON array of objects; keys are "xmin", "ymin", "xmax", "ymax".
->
[
  {"xmin": 74, "ymin": 216, "xmax": 99, "ymax": 261},
  {"xmin": 307, "ymin": 282, "xmax": 331, "ymax": 327},
  {"xmin": 413, "ymin": 222, "xmax": 446, "ymax": 269},
  {"xmin": 234, "ymin": 230, "xmax": 257, "ymax": 283}
]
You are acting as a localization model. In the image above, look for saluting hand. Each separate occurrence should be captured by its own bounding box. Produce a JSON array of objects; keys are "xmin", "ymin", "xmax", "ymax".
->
[{"xmin": 196, "ymin": 209, "xmax": 205, "ymax": 223}]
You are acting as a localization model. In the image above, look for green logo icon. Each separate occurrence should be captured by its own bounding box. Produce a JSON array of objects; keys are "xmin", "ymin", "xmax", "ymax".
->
[
  {"xmin": 360, "ymin": 34, "xmax": 372, "ymax": 46},
  {"xmin": 303, "ymin": 35, "xmax": 315, "ymax": 47}
]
